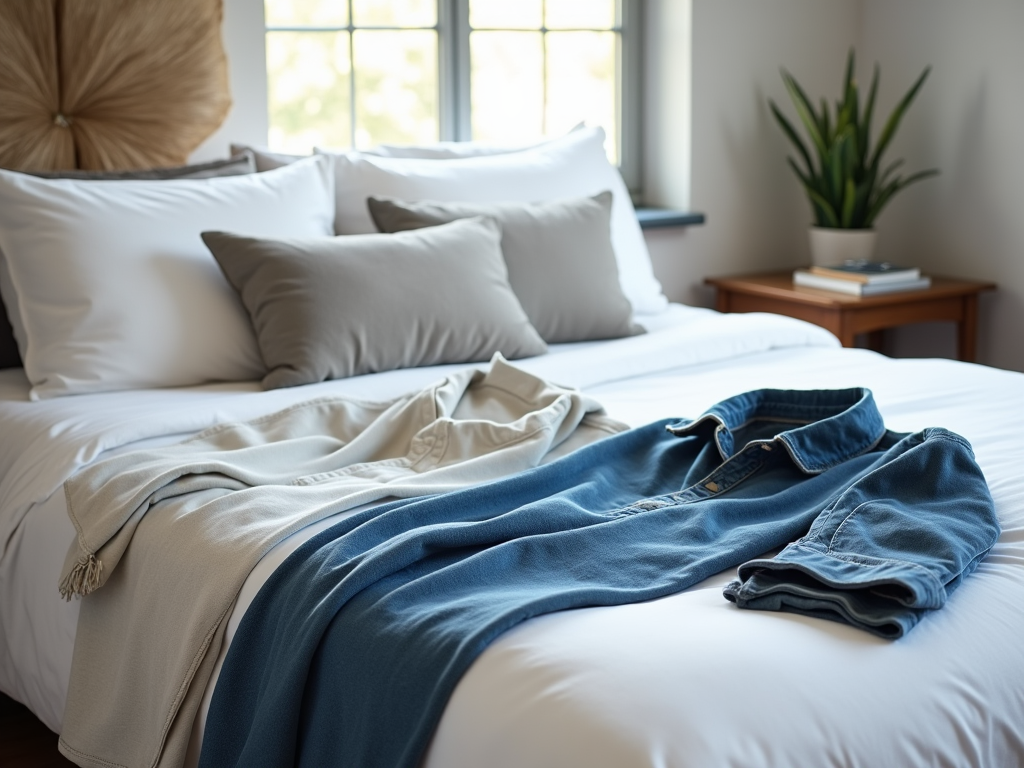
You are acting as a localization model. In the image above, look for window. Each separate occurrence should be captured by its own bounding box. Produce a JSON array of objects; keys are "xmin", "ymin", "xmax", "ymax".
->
[{"xmin": 263, "ymin": 0, "xmax": 641, "ymax": 188}]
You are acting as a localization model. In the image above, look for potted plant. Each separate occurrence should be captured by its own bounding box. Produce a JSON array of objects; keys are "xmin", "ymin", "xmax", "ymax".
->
[{"xmin": 770, "ymin": 50, "xmax": 938, "ymax": 266}]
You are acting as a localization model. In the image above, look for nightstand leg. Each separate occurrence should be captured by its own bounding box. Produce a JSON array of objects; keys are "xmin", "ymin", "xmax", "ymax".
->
[
  {"xmin": 837, "ymin": 315, "xmax": 857, "ymax": 348},
  {"xmin": 958, "ymin": 295, "xmax": 979, "ymax": 362}
]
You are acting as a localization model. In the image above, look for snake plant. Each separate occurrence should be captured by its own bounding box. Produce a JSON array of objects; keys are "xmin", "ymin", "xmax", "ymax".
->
[{"xmin": 770, "ymin": 50, "xmax": 938, "ymax": 230}]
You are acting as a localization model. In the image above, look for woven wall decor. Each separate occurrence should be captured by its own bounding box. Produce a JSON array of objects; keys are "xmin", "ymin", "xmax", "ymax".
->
[{"xmin": 0, "ymin": 0, "xmax": 231, "ymax": 172}]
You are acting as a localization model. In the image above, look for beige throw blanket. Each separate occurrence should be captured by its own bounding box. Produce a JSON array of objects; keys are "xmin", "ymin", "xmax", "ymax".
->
[{"xmin": 57, "ymin": 357, "xmax": 625, "ymax": 768}]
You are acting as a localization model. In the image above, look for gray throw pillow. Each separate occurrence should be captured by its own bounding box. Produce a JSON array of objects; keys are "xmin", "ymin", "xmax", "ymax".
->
[
  {"xmin": 0, "ymin": 152, "xmax": 257, "ymax": 369},
  {"xmin": 202, "ymin": 217, "xmax": 548, "ymax": 389},
  {"xmin": 230, "ymin": 143, "xmax": 304, "ymax": 172},
  {"xmin": 27, "ymin": 150, "xmax": 256, "ymax": 180},
  {"xmin": 367, "ymin": 192, "xmax": 643, "ymax": 344}
]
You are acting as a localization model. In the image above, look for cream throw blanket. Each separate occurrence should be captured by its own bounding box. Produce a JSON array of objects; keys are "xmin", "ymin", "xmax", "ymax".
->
[{"xmin": 57, "ymin": 357, "xmax": 625, "ymax": 768}]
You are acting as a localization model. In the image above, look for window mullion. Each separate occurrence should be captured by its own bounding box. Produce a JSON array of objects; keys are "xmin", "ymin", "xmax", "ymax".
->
[
  {"xmin": 438, "ymin": 0, "xmax": 471, "ymax": 141},
  {"xmin": 347, "ymin": 0, "xmax": 356, "ymax": 149},
  {"xmin": 541, "ymin": 0, "xmax": 548, "ymax": 138},
  {"xmin": 451, "ymin": 0, "xmax": 471, "ymax": 141},
  {"xmin": 618, "ymin": 0, "xmax": 642, "ymax": 195},
  {"xmin": 437, "ymin": 0, "xmax": 456, "ymax": 140}
]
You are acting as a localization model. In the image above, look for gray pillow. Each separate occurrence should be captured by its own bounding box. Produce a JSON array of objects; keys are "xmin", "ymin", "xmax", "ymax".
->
[
  {"xmin": 367, "ymin": 192, "xmax": 643, "ymax": 344},
  {"xmin": 202, "ymin": 217, "xmax": 548, "ymax": 389},
  {"xmin": 230, "ymin": 143, "xmax": 304, "ymax": 172},
  {"xmin": 26, "ymin": 150, "xmax": 256, "ymax": 180},
  {"xmin": 0, "ymin": 152, "xmax": 257, "ymax": 370}
]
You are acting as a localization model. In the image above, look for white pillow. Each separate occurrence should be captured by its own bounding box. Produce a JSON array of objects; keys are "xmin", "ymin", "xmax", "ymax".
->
[
  {"xmin": 365, "ymin": 140, "xmax": 530, "ymax": 159},
  {"xmin": 364, "ymin": 123, "xmax": 585, "ymax": 159},
  {"xmin": 232, "ymin": 136, "xmax": 539, "ymax": 169},
  {"xmin": 317, "ymin": 127, "xmax": 668, "ymax": 315},
  {"xmin": 0, "ymin": 157, "xmax": 335, "ymax": 399}
]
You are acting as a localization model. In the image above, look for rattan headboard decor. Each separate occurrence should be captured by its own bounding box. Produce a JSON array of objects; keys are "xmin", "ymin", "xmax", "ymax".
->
[{"xmin": 0, "ymin": 0, "xmax": 231, "ymax": 172}]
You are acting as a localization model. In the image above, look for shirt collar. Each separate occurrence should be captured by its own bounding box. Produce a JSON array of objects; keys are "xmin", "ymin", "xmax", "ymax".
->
[{"xmin": 667, "ymin": 388, "xmax": 887, "ymax": 474}]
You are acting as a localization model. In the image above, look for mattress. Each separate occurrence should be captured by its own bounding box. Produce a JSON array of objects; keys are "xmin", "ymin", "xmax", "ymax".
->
[{"xmin": 1, "ymin": 305, "xmax": 1022, "ymax": 767}]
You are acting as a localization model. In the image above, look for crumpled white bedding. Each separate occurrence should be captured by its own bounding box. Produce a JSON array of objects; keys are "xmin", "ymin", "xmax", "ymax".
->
[{"xmin": 3, "ymin": 304, "xmax": 1023, "ymax": 768}]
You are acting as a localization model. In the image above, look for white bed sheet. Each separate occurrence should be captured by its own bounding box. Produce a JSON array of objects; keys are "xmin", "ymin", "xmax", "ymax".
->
[{"xmin": 2, "ymin": 305, "xmax": 1023, "ymax": 767}]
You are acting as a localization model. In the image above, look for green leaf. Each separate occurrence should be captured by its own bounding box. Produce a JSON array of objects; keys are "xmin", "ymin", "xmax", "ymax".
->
[
  {"xmin": 828, "ymin": 133, "xmax": 848, "ymax": 205},
  {"xmin": 781, "ymin": 69, "xmax": 828, "ymax": 158},
  {"xmin": 899, "ymin": 168, "xmax": 940, "ymax": 187},
  {"xmin": 841, "ymin": 177, "xmax": 857, "ymax": 227},
  {"xmin": 806, "ymin": 186, "xmax": 840, "ymax": 228},
  {"xmin": 864, "ymin": 180, "xmax": 896, "ymax": 226},
  {"xmin": 851, "ymin": 180, "xmax": 872, "ymax": 228},
  {"xmin": 787, "ymin": 159, "xmax": 832, "ymax": 227},
  {"xmin": 786, "ymin": 156, "xmax": 815, "ymax": 188},
  {"xmin": 861, "ymin": 65, "xmax": 879, "ymax": 160},
  {"xmin": 835, "ymin": 50, "xmax": 856, "ymax": 141},
  {"xmin": 863, "ymin": 171, "xmax": 930, "ymax": 227},
  {"xmin": 847, "ymin": 82, "xmax": 861, "ymax": 160},
  {"xmin": 869, "ymin": 65, "xmax": 931, "ymax": 171},
  {"xmin": 842, "ymin": 48, "xmax": 856, "ymax": 98},
  {"xmin": 878, "ymin": 158, "xmax": 905, "ymax": 188},
  {"xmin": 770, "ymin": 100, "xmax": 815, "ymax": 177}
]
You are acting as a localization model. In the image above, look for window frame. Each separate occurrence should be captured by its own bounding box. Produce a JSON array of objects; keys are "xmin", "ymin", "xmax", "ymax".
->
[{"xmin": 264, "ymin": 0, "xmax": 642, "ymax": 191}]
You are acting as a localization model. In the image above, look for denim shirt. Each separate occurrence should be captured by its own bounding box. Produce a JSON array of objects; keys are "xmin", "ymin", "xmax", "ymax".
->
[
  {"xmin": 659, "ymin": 388, "xmax": 999, "ymax": 636},
  {"xmin": 200, "ymin": 387, "xmax": 999, "ymax": 768}
]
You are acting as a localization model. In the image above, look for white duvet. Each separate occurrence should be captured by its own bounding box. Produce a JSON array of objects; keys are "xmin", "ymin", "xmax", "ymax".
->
[{"xmin": 2, "ymin": 305, "xmax": 1023, "ymax": 768}]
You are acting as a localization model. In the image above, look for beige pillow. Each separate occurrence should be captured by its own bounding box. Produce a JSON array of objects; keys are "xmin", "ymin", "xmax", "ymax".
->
[
  {"xmin": 368, "ymin": 192, "xmax": 643, "ymax": 344},
  {"xmin": 27, "ymin": 151, "xmax": 255, "ymax": 180},
  {"xmin": 202, "ymin": 218, "xmax": 548, "ymax": 389}
]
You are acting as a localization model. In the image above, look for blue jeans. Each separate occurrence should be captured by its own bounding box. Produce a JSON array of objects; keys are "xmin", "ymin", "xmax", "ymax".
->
[{"xmin": 200, "ymin": 387, "xmax": 998, "ymax": 768}]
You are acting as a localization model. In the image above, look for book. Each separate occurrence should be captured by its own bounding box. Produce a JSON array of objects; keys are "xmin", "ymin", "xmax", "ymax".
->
[
  {"xmin": 793, "ymin": 270, "xmax": 931, "ymax": 296},
  {"xmin": 809, "ymin": 260, "xmax": 920, "ymax": 284}
]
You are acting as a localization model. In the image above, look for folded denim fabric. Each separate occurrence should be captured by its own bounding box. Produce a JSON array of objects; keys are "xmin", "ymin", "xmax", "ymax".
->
[{"xmin": 724, "ymin": 428, "xmax": 999, "ymax": 638}]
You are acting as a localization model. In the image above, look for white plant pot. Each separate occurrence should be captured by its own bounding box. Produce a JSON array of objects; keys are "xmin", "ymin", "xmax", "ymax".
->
[{"xmin": 808, "ymin": 227, "xmax": 878, "ymax": 267}]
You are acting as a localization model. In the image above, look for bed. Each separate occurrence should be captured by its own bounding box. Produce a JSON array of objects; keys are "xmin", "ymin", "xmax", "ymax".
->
[
  {"xmin": 0, "ymin": 129, "xmax": 1022, "ymax": 768},
  {"xmin": 2, "ymin": 307, "xmax": 1023, "ymax": 767}
]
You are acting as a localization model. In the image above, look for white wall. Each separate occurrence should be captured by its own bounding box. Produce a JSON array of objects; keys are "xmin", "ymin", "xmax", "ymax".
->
[
  {"xmin": 644, "ymin": 0, "xmax": 1024, "ymax": 371},
  {"xmin": 860, "ymin": 0, "xmax": 1024, "ymax": 370},
  {"xmin": 190, "ymin": 0, "xmax": 268, "ymax": 162},
  {"xmin": 643, "ymin": 0, "xmax": 861, "ymax": 310}
]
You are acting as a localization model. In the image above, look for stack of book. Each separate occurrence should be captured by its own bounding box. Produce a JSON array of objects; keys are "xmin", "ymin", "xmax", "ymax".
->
[{"xmin": 793, "ymin": 261, "xmax": 931, "ymax": 296}]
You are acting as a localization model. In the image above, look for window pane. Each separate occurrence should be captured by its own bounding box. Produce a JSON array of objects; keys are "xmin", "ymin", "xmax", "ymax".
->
[
  {"xmin": 545, "ymin": 0, "xmax": 616, "ymax": 30},
  {"xmin": 352, "ymin": 30, "xmax": 438, "ymax": 149},
  {"xmin": 267, "ymin": 31, "xmax": 352, "ymax": 153},
  {"xmin": 265, "ymin": 0, "xmax": 348, "ymax": 27},
  {"xmin": 353, "ymin": 0, "xmax": 436, "ymax": 28},
  {"xmin": 469, "ymin": 0, "xmax": 542, "ymax": 30},
  {"xmin": 546, "ymin": 31, "xmax": 618, "ymax": 162},
  {"xmin": 470, "ymin": 31, "xmax": 543, "ymax": 143}
]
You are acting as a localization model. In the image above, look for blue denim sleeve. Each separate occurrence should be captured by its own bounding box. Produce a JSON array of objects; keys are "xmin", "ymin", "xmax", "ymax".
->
[{"xmin": 723, "ymin": 428, "xmax": 999, "ymax": 638}]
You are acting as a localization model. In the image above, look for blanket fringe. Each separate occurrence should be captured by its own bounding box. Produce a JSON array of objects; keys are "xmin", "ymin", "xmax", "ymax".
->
[{"xmin": 59, "ymin": 554, "xmax": 103, "ymax": 601}]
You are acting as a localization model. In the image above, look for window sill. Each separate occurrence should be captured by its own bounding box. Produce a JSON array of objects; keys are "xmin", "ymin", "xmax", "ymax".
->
[{"xmin": 635, "ymin": 207, "xmax": 706, "ymax": 230}]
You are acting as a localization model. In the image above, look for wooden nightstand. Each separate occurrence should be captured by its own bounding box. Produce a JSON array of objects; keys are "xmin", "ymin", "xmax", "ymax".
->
[{"xmin": 704, "ymin": 272, "xmax": 995, "ymax": 362}]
